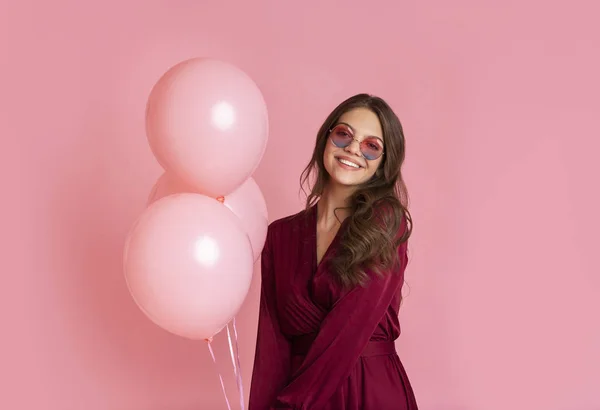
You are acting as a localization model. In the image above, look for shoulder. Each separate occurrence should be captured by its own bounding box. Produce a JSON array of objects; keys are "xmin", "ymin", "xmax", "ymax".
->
[
  {"xmin": 266, "ymin": 207, "xmax": 312, "ymax": 240},
  {"xmin": 260, "ymin": 208, "xmax": 312, "ymax": 270}
]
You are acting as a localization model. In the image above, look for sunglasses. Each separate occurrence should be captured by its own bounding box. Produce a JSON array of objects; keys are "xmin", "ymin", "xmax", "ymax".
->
[{"xmin": 328, "ymin": 124, "xmax": 384, "ymax": 160}]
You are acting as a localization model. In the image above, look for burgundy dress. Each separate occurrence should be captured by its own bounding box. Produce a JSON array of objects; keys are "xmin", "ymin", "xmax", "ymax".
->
[{"xmin": 249, "ymin": 205, "xmax": 418, "ymax": 410}]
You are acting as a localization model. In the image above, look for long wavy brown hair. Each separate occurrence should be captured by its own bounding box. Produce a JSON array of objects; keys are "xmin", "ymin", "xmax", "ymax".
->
[{"xmin": 300, "ymin": 93, "xmax": 412, "ymax": 288}]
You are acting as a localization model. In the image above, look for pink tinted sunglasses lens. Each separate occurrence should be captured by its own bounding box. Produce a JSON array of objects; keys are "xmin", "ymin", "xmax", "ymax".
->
[
  {"xmin": 360, "ymin": 139, "xmax": 383, "ymax": 160},
  {"xmin": 330, "ymin": 130, "xmax": 352, "ymax": 148}
]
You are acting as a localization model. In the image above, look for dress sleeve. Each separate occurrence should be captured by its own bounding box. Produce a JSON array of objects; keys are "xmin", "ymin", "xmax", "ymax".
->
[
  {"xmin": 272, "ymin": 241, "xmax": 408, "ymax": 410},
  {"xmin": 248, "ymin": 227, "xmax": 292, "ymax": 410}
]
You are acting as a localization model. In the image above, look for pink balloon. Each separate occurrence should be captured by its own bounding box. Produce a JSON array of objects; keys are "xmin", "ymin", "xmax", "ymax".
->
[
  {"xmin": 148, "ymin": 173, "xmax": 268, "ymax": 262},
  {"xmin": 225, "ymin": 178, "xmax": 268, "ymax": 262},
  {"xmin": 145, "ymin": 58, "xmax": 269, "ymax": 197},
  {"xmin": 123, "ymin": 193, "xmax": 254, "ymax": 340}
]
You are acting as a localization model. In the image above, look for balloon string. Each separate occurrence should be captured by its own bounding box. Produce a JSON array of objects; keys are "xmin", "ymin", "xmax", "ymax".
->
[
  {"xmin": 207, "ymin": 340, "xmax": 232, "ymax": 410},
  {"xmin": 227, "ymin": 318, "xmax": 245, "ymax": 410},
  {"xmin": 233, "ymin": 317, "xmax": 245, "ymax": 409}
]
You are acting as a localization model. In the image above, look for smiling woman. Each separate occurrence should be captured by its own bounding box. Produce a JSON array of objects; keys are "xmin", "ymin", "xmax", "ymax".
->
[{"xmin": 249, "ymin": 94, "xmax": 417, "ymax": 410}]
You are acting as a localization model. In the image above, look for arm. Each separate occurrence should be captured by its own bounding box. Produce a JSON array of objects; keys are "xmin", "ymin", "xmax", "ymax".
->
[
  {"xmin": 272, "ymin": 241, "xmax": 408, "ymax": 410},
  {"xmin": 249, "ymin": 228, "xmax": 292, "ymax": 410}
]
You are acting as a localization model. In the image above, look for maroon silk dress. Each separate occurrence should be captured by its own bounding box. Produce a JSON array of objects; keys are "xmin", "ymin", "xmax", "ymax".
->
[{"xmin": 249, "ymin": 205, "xmax": 418, "ymax": 410}]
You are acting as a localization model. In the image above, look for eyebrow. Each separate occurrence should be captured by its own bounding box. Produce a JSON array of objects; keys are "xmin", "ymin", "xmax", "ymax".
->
[{"xmin": 333, "ymin": 122, "xmax": 384, "ymax": 142}]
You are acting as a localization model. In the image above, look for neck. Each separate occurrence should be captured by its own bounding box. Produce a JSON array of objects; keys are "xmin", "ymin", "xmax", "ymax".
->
[{"xmin": 316, "ymin": 183, "xmax": 354, "ymax": 227}]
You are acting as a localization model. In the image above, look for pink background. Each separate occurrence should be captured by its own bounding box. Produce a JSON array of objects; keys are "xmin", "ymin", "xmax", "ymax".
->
[{"xmin": 2, "ymin": 1, "xmax": 598, "ymax": 409}]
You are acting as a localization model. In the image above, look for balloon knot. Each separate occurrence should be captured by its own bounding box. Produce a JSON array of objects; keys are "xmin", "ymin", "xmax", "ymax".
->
[{"xmin": 216, "ymin": 196, "xmax": 225, "ymax": 203}]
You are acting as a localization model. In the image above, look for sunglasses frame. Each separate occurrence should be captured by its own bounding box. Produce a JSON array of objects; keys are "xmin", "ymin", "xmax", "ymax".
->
[{"xmin": 327, "ymin": 124, "xmax": 385, "ymax": 161}]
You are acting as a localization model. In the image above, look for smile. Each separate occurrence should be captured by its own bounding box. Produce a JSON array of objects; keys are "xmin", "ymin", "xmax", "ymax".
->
[{"xmin": 336, "ymin": 157, "xmax": 362, "ymax": 169}]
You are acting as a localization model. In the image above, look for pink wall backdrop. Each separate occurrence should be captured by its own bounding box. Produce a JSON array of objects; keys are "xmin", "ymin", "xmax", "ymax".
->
[{"xmin": 2, "ymin": 1, "xmax": 598, "ymax": 409}]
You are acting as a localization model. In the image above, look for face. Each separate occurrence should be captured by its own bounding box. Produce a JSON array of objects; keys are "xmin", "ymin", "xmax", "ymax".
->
[{"xmin": 323, "ymin": 107, "xmax": 385, "ymax": 188}]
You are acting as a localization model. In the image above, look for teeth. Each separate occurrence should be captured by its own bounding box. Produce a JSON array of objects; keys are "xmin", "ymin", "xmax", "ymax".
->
[{"xmin": 338, "ymin": 158, "xmax": 360, "ymax": 168}]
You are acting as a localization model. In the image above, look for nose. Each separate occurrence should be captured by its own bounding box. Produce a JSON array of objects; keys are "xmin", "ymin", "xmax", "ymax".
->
[{"xmin": 344, "ymin": 138, "xmax": 362, "ymax": 156}]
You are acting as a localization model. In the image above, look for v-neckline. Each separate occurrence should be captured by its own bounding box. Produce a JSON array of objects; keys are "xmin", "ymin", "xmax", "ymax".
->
[{"xmin": 311, "ymin": 204, "xmax": 347, "ymax": 272}]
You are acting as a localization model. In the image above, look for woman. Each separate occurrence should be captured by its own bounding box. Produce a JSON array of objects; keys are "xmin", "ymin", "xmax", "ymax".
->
[{"xmin": 249, "ymin": 94, "xmax": 418, "ymax": 409}]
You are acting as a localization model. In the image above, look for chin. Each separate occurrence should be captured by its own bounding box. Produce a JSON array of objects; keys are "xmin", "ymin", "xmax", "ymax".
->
[{"xmin": 328, "ymin": 172, "xmax": 370, "ymax": 188}]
